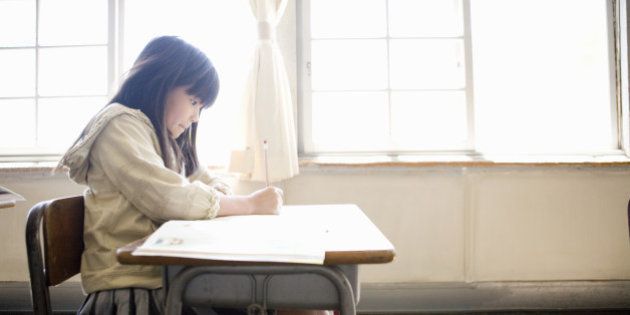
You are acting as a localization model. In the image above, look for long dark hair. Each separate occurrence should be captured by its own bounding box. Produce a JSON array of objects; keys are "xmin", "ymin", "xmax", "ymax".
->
[{"xmin": 110, "ymin": 36, "xmax": 219, "ymax": 176}]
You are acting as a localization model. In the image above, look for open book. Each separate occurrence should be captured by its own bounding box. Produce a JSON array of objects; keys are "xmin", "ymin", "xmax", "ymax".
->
[
  {"xmin": 0, "ymin": 185, "xmax": 25, "ymax": 208},
  {"xmin": 133, "ymin": 214, "xmax": 326, "ymax": 264}
]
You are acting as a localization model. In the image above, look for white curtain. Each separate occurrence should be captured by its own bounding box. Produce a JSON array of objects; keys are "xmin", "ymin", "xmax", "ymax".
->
[{"xmin": 229, "ymin": 0, "xmax": 299, "ymax": 183}]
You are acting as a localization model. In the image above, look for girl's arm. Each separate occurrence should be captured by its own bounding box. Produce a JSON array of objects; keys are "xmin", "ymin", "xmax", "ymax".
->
[
  {"xmin": 92, "ymin": 115, "xmax": 224, "ymax": 222},
  {"xmin": 187, "ymin": 167, "xmax": 232, "ymax": 195},
  {"xmin": 93, "ymin": 114, "xmax": 283, "ymax": 222}
]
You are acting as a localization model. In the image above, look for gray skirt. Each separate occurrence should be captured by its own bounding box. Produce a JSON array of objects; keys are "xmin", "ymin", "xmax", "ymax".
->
[
  {"xmin": 77, "ymin": 287, "xmax": 248, "ymax": 315},
  {"xmin": 77, "ymin": 288, "xmax": 165, "ymax": 315}
]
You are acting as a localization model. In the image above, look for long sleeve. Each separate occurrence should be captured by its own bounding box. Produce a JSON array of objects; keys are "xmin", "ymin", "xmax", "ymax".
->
[
  {"xmin": 187, "ymin": 167, "xmax": 233, "ymax": 195},
  {"xmin": 90, "ymin": 114, "xmax": 221, "ymax": 222}
]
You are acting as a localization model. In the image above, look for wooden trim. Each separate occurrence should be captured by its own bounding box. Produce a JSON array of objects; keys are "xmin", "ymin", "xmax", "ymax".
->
[{"xmin": 116, "ymin": 238, "xmax": 396, "ymax": 266}]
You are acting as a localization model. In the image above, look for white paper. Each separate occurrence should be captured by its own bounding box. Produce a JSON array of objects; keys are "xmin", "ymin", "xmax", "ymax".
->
[
  {"xmin": 133, "ymin": 215, "xmax": 326, "ymax": 264},
  {"xmin": 0, "ymin": 185, "xmax": 25, "ymax": 204}
]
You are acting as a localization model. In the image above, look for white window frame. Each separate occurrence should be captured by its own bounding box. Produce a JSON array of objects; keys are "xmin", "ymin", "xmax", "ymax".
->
[
  {"xmin": 297, "ymin": 0, "xmax": 624, "ymax": 158},
  {"xmin": 0, "ymin": 0, "xmax": 121, "ymax": 163},
  {"xmin": 616, "ymin": 0, "xmax": 630, "ymax": 156}
]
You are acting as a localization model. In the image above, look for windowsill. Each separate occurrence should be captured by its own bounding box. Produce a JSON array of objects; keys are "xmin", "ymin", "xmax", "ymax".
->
[
  {"xmin": 0, "ymin": 161, "xmax": 61, "ymax": 176},
  {"xmin": 298, "ymin": 153, "xmax": 630, "ymax": 168},
  {"xmin": 2, "ymin": 154, "xmax": 630, "ymax": 177}
]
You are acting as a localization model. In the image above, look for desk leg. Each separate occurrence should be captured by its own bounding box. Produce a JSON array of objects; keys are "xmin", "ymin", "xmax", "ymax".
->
[{"xmin": 164, "ymin": 265, "xmax": 356, "ymax": 315}]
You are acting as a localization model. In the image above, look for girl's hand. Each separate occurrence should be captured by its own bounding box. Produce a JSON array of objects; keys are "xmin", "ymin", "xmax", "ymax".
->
[{"xmin": 248, "ymin": 186, "xmax": 283, "ymax": 215}]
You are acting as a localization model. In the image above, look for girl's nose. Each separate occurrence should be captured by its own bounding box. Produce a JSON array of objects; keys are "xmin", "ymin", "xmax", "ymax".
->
[{"xmin": 191, "ymin": 108, "xmax": 200, "ymax": 123}]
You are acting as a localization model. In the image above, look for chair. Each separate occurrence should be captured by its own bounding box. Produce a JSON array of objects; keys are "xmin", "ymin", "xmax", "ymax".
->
[{"xmin": 25, "ymin": 196, "xmax": 84, "ymax": 314}]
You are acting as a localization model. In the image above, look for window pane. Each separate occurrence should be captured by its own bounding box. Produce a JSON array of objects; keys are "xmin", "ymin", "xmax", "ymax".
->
[
  {"xmin": 0, "ymin": 99, "xmax": 35, "ymax": 148},
  {"xmin": 0, "ymin": 49, "xmax": 35, "ymax": 97},
  {"xmin": 0, "ymin": 0, "xmax": 35, "ymax": 47},
  {"xmin": 37, "ymin": 97, "xmax": 105, "ymax": 150},
  {"xmin": 391, "ymin": 91, "xmax": 467, "ymax": 148},
  {"xmin": 38, "ymin": 0, "xmax": 107, "ymax": 46},
  {"xmin": 388, "ymin": 0, "xmax": 463, "ymax": 38},
  {"xmin": 39, "ymin": 47, "xmax": 108, "ymax": 96},
  {"xmin": 390, "ymin": 39, "xmax": 465, "ymax": 89},
  {"xmin": 312, "ymin": 92, "xmax": 388, "ymax": 150},
  {"xmin": 311, "ymin": 40, "xmax": 388, "ymax": 90},
  {"xmin": 311, "ymin": 0, "xmax": 386, "ymax": 38},
  {"xmin": 471, "ymin": 0, "xmax": 614, "ymax": 154}
]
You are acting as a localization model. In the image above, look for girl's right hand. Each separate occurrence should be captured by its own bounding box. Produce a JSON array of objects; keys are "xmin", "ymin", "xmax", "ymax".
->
[{"xmin": 248, "ymin": 186, "xmax": 283, "ymax": 215}]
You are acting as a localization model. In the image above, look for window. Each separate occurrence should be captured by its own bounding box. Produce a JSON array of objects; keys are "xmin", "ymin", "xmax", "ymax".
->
[
  {"xmin": 0, "ymin": 0, "xmax": 621, "ymax": 164},
  {"xmin": 0, "ymin": 0, "xmax": 254, "ymax": 166},
  {"xmin": 299, "ymin": 0, "xmax": 619, "ymax": 156},
  {"xmin": 0, "ymin": 0, "xmax": 111, "ymax": 160}
]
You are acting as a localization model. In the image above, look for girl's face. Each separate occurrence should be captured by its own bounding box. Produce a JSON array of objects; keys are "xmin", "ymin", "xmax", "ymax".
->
[{"xmin": 164, "ymin": 86, "xmax": 203, "ymax": 139}]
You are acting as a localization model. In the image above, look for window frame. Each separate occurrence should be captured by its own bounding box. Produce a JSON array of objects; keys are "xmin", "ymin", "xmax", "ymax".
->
[
  {"xmin": 616, "ymin": 0, "xmax": 630, "ymax": 156},
  {"xmin": 0, "ymin": 0, "xmax": 120, "ymax": 163},
  {"xmin": 0, "ymin": 0, "xmax": 628, "ymax": 165},
  {"xmin": 297, "ymin": 0, "xmax": 626, "ymax": 159}
]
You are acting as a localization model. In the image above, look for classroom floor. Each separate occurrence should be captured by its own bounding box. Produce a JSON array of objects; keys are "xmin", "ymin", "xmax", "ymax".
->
[
  {"xmin": 363, "ymin": 312, "xmax": 630, "ymax": 315},
  {"xmin": 2, "ymin": 310, "xmax": 630, "ymax": 315}
]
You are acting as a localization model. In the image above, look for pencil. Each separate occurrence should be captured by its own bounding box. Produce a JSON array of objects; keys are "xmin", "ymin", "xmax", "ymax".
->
[{"xmin": 263, "ymin": 140, "xmax": 269, "ymax": 187}]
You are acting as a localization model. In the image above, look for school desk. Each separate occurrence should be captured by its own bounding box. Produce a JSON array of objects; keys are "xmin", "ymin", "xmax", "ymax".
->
[{"xmin": 117, "ymin": 204, "xmax": 395, "ymax": 315}]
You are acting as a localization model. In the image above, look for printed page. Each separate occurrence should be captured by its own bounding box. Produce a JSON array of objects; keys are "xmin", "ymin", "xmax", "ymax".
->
[{"xmin": 133, "ymin": 214, "xmax": 326, "ymax": 264}]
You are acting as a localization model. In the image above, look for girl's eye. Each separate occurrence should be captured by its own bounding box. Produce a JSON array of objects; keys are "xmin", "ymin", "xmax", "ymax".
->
[{"xmin": 191, "ymin": 100, "xmax": 198, "ymax": 106}]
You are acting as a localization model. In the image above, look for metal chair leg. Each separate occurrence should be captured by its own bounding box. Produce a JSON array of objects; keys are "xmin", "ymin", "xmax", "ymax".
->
[{"xmin": 25, "ymin": 201, "xmax": 52, "ymax": 315}]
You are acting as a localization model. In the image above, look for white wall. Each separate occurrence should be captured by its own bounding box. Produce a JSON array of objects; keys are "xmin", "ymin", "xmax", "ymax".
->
[
  {"xmin": 283, "ymin": 167, "xmax": 630, "ymax": 284},
  {"xmin": 2, "ymin": 166, "xmax": 630, "ymax": 285}
]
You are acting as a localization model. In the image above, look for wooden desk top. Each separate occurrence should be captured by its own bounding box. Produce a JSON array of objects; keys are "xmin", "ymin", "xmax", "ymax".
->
[{"xmin": 117, "ymin": 204, "xmax": 395, "ymax": 266}]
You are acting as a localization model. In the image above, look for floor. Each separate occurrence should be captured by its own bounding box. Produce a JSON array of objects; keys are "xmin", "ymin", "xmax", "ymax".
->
[
  {"xmin": 1, "ymin": 310, "xmax": 629, "ymax": 315},
  {"xmin": 363, "ymin": 312, "xmax": 630, "ymax": 315}
]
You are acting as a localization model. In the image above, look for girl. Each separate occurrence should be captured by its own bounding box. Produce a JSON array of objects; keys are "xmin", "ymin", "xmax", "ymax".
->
[{"xmin": 59, "ymin": 36, "xmax": 285, "ymax": 314}]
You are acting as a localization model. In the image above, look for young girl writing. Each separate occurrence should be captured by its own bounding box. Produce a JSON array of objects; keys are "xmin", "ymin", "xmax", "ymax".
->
[{"xmin": 59, "ymin": 36, "xmax": 287, "ymax": 314}]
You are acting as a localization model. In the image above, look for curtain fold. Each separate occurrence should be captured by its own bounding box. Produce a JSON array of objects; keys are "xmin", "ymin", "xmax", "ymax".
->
[{"xmin": 229, "ymin": 0, "xmax": 299, "ymax": 183}]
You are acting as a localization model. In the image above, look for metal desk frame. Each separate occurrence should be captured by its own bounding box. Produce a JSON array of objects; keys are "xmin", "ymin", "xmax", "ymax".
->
[{"xmin": 164, "ymin": 265, "xmax": 356, "ymax": 315}]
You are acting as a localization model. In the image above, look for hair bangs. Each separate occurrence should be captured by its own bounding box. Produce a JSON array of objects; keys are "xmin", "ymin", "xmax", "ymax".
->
[{"xmin": 185, "ymin": 61, "xmax": 219, "ymax": 110}]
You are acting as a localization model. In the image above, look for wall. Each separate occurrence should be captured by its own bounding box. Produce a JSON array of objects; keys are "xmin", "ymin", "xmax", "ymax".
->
[
  {"xmin": 285, "ymin": 167, "xmax": 630, "ymax": 284},
  {"xmin": 2, "ymin": 166, "xmax": 630, "ymax": 285}
]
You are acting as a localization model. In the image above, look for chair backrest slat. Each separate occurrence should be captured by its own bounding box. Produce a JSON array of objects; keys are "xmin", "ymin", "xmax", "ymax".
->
[{"xmin": 42, "ymin": 196, "xmax": 84, "ymax": 286}]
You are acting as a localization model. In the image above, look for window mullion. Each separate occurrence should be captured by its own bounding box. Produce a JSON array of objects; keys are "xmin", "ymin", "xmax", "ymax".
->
[
  {"xmin": 34, "ymin": 0, "xmax": 40, "ymax": 148},
  {"xmin": 615, "ymin": 0, "xmax": 630, "ymax": 156},
  {"xmin": 298, "ymin": 0, "xmax": 314, "ymax": 154},
  {"xmin": 107, "ymin": 0, "xmax": 116, "ymax": 97},
  {"xmin": 385, "ymin": 0, "xmax": 393, "ymax": 151},
  {"xmin": 111, "ymin": 0, "xmax": 125, "ymax": 96},
  {"xmin": 462, "ymin": 0, "xmax": 475, "ymax": 152}
]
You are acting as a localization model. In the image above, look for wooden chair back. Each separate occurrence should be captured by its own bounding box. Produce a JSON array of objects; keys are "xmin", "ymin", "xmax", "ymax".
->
[{"xmin": 25, "ymin": 196, "xmax": 84, "ymax": 314}]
